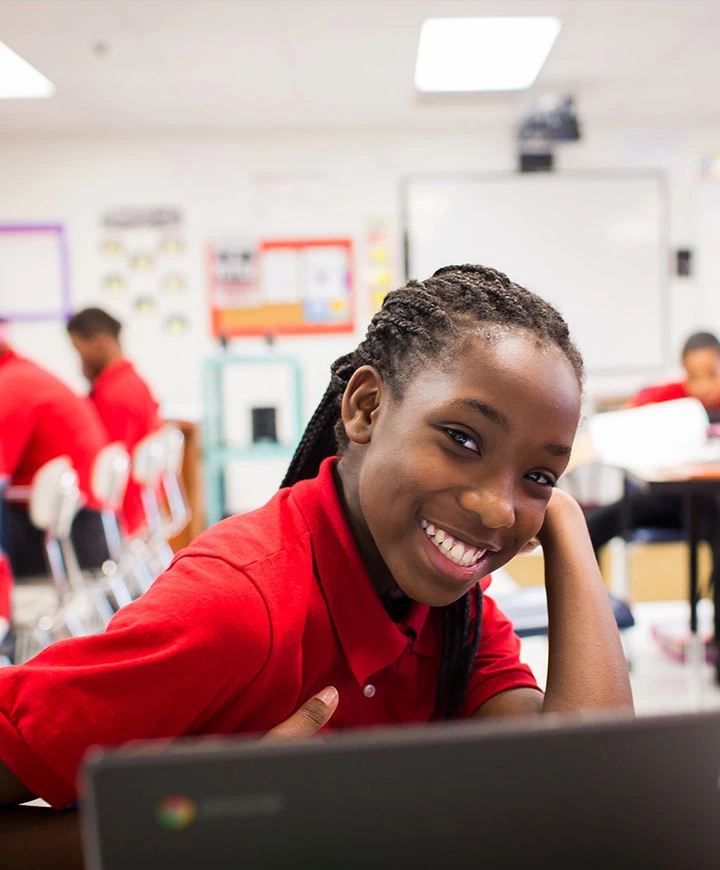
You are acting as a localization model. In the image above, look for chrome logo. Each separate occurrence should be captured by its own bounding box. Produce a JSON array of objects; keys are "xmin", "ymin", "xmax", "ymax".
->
[{"xmin": 156, "ymin": 794, "xmax": 197, "ymax": 829}]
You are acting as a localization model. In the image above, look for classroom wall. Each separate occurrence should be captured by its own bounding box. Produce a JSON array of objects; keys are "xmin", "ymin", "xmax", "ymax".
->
[
  {"xmin": 1, "ymin": 121, "xmax": 719, "ymax": 509},
  {"xmin": 2, "ymin": 122, "xmax": 718, "ymax": 407}
]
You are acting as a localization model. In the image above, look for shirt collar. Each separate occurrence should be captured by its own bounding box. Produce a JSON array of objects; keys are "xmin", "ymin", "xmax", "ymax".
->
[
  {"xmin": 92, "ymin": 357, "xmax": 133, "ymax": 391},
  {"xmin": 291, "ymin": 457, "xmax": 437, "ymax": 687}
]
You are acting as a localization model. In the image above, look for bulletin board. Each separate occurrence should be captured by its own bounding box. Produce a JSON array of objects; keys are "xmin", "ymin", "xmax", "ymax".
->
[
  {"xmin": 404, "ymin": 172, "xmax": 668, "ymax": 372},
  {"xmin": 208, "ymin": 237, "xmax": 354, "ymax": 337},
  {"xmin": 0, "ymin": 224, "xmax": 71, "ymax": 321}
]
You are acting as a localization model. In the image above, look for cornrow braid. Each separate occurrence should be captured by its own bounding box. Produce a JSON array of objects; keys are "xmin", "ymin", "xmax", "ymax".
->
[{"xmin": 282, "ymin": 264, "xmax": 584, "ymax": 718}]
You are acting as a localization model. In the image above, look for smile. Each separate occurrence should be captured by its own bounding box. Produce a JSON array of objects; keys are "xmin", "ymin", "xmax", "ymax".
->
[{"xmin": 421, "ymin": 519, "xmax": 487, "ymax": 568}]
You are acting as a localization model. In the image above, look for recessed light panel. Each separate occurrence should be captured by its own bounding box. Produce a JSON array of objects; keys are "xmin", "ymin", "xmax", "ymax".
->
[
  {"xmin": 415, "ymin": 17, "xmax": 562, "ymax": 93},
  {"xmin": 0, "ymin": 40, "xmax": 55, "ymax": 99}
]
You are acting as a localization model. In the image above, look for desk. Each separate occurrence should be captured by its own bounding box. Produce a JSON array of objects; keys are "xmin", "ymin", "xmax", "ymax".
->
[
  {"xmin": 0, "ymin": 806, "xmax": 83, "ymax": 869},
  {"xmin": 624, "ymin": 462, "xmax": 720, "ymax": 678}
]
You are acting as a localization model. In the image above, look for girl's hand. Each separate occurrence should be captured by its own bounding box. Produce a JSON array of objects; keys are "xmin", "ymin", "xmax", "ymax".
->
[
  {"xmin": 534, "ymin": 487, "xmax": 585, "ymax": 550},
  {"xmin": 263, "ymin": 686, "xmax": 339, "ymax": 741},
  {"xmin": 517, "ymin": 489, "xmax": 578, "ymax": 554}
]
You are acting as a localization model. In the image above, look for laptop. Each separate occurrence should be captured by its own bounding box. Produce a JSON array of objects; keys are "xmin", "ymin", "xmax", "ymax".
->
[{"xmin": 81, "ymin": 710, "xmax": 720, "ymax": 869}]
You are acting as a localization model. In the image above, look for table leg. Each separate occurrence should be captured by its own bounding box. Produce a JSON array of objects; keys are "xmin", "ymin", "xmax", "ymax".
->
[
  {"xmin": 615, "ymin": 474, "xmax": 634, "ymax": 601},
  {"xmin": 713, "ymin": 531, "xmax": 720, "ymax": 684}
]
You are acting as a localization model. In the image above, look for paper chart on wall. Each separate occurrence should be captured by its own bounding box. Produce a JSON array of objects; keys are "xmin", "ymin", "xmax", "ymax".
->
[{"xmin": 98, "ymin": 207, "xmax": 190, "ymax": 334}]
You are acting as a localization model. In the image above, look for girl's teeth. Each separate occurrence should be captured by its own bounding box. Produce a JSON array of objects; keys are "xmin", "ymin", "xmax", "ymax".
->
[
  {"xmin": 422, "ymin": 518, "xmax": 490, "ymax": 568},
  {"xmin": 450, "ymin": 543, "xmax": 465, "ymax": 560}
]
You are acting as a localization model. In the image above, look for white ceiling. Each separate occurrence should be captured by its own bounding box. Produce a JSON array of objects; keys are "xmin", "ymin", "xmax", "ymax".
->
[{"xmin": 0, "ymin": 0, "xmax": 719, "ymax": 134}]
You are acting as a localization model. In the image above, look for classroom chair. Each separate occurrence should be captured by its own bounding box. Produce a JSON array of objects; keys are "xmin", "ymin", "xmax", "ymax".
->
[
  {"xmin": 130, "ymin": 430, "xmax": 176, "ymax": 588},
  {"xmin": 90, "ymin": 442, "xmax": 135, "ymax": 608},
  {"xmin": 11, "ymin": 457, "xmax": 113, "ymax": 662}
]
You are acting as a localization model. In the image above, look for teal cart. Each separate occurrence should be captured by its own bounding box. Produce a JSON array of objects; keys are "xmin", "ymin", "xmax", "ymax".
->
[{"xmin": 201, "ymin": 354, "xmax": 304, "ymax": 527}]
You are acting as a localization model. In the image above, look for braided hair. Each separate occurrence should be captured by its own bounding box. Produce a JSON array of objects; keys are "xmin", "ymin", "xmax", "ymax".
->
[{"xmin": 282, "ymin": 264, "xmax": 584, "ymax": 718}]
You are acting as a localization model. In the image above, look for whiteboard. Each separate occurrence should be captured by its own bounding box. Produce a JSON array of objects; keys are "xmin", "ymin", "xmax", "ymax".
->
[
  {"xmin": 0, "ymin": 225, "xmax": 69, "ymax": 320},
  {"xmin": 404, "ymin": 174, "xmax": 667, "ymax": 372}
]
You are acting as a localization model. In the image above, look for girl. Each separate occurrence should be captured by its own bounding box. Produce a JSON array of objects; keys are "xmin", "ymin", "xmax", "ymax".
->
[{"xmin": 0, "ymin": 265, "xmax": 632, "ymax": 810}]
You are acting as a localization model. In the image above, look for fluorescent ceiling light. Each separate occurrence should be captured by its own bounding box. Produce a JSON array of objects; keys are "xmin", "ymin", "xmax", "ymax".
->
[
  {"xmin": 0, "ymin": 40, "xmax": 55, "ymax": 99},
  {"xmin": 415, "ymin": 17, "xmax": 562, "ymax": 93}
]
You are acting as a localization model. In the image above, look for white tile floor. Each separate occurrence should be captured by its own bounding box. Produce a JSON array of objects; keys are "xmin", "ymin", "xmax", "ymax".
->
[{"xmin": 520, "ymin": 598, "xmax": 720, "ymax": 714}]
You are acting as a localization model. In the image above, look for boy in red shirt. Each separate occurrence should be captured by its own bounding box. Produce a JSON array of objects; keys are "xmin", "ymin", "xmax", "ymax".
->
[
  {"xmin": 630, "ymin": 331, "xmax": 720, "ymax": 412},
  {"xmin": 66, "ymin": 308, "xmax": 162, "ymax": 535},
  {"xmin": 588, "ymin": 332, "xmax": 720, "ymax": 554},
  {"xmin": 0, "ymin": 265, "xmax": 632, "ymax": 810},
  {"xmin": 587, "ymin": 331, "xmax": 720, "ymax": 676},
  {"xmin": 0, "ymin": 331, "xmax": 109, "ymax": 577}
]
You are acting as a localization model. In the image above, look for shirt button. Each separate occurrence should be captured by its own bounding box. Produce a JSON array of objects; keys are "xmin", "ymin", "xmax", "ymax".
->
[{"xmin": 363, "ymin": 683, "xmax": 376, "ymax": 698}]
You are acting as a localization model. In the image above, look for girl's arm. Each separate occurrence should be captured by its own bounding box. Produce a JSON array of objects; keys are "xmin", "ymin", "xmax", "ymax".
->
[
  {"xmin": 476, "ymin": 488, "xmax": 633, "ymax": 718},
  {"xmin": 537, "ymin": 487, "xmax": 633, "ymax": 712}
]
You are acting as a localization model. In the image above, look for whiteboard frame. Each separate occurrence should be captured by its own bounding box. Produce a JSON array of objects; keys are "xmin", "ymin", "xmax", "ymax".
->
[
  {"xmin": 400, "ymin": 170, "xmax": 670, "ymax": 375},
  {"xmin": 0, "ymin": 223, "xmax": 72, "ymax": 323}
]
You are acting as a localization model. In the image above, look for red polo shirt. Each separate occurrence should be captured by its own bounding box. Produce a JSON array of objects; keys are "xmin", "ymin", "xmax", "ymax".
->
[
  {"xmin": 0, "ymin": 349, "xmax": 107, "ymax": 506},
  {"xmin": 0, "ymin": 458, "xmax": 538, "ymax": 809},
  {"xmin": 90, "ymin": 358, "xmax": 162, "ymax": 533},
  {"xmin": 630, "ymin": 381, "xmax": 688, "ymax": 408}
]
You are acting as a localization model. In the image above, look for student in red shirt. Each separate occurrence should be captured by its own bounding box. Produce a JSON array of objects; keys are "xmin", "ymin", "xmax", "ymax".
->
[
  {"xmin": 0, "ymin": 265, "xmax": 632, "ymax": 810},
  {"xmin": 66, "ymin": 307, "xmax": 162, "ymax": 534},
  {"xmin": 0, "ymin": 331, "xmax": 109, "ymax": 577},
  {"xmin": 631, "ymin": 331, "xmax": 720, "ymax": 412},
  {"xmin": 586, "ymin": 331, "xmax": 720, "ymax": 677},
  {"xmin": 587, "ymin": 332, "xmax": 720, "ymax": 558}
]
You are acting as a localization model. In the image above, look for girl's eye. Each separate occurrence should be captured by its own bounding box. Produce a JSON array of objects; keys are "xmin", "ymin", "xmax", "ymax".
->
[
  {"xmin": 444, "ymin": 428, "xmax": 480, "ymax": 454},
  {"xmin": 525, "ymin": 470, "xmax": 556, "ymax": 488}
]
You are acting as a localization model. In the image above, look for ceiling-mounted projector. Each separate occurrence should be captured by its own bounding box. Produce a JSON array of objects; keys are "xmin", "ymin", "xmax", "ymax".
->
[{"xmin": 519, "ymin": 95, "xmax": 581, "ymax": 144}]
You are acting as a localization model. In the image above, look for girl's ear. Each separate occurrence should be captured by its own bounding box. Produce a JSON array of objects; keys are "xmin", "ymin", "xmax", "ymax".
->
[{"xmin": 340, "ymin": 365, "xmax": 384, "ymax": 445}]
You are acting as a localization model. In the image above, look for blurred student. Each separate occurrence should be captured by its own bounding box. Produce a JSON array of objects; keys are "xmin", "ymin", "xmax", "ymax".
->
[
  {"xmin": 630, "ymin": 331, "xmax": 720, "ymax": 412},
  {"xmin": 586, "ymin": 331, "xmax": 720, "ymax": 671},
  {"xmin": 587, "ymin": 331, "xmax": 720, "ymax": 557},
  {"xmin": 66, "ymin": 308, "xmax": 162, "ymax": 535},
  {"xmin": 0, "ymin": 323, "xmax": 109, "ymax": 577}
]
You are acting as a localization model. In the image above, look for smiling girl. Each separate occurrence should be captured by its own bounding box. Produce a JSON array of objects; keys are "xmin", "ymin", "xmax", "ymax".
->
[{"xmin": 0, "ymin": 264, "xmax": 632, "ymax": 809}]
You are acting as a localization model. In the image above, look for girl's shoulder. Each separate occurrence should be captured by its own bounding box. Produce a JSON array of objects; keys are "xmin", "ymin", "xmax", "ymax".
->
[{"xmin": 171, "ymin": 485, "xmax": 311, "ymax": 575}]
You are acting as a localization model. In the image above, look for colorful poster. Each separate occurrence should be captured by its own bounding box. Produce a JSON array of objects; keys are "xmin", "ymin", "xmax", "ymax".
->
[{"xmin": 209, "ymin": 238, "xmax": 354, "ymax": 337}]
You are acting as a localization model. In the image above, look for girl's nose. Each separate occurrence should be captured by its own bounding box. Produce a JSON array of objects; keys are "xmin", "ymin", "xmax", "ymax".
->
[{"xmin": 458, "ymin": 479, "xmax": 516, "ymax": 530}]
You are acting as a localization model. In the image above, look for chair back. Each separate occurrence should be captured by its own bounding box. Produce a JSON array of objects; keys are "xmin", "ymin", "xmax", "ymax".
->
[
  {"xmin": 161, "ymin": 425, "xmax": 185, "ymax": 476},
  {"xmin": 92, "ymin": 443, "xmax": 131, "ymax": 511},
  {"xmin": 28, "ymin": 456, "xmax": 80, "ymax": 537},
  {"xmin": 131, "ymin": 431, "xmax": 166, "ymax": 488}
]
